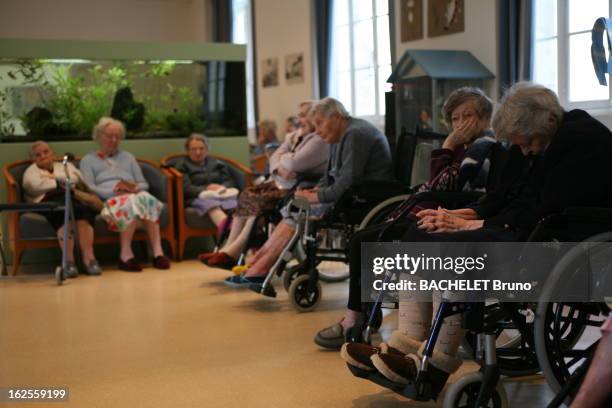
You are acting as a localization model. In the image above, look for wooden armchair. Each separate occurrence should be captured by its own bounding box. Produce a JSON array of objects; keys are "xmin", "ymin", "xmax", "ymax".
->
[
  {"xmin": 161, "ymin": 153, "xmax": 253, "ymax": 261},
  {"xmin": 2, "ymin": 158, "xmax": 176, "ymax": 275}
]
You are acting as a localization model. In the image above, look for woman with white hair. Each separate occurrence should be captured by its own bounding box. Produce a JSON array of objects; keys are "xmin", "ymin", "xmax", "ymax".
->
[
  {"xmin": 80, "ymin": 117, "xmax": 170, "ymax": 272},
  {"xmin": 341, "ymin": 82, "xmax": 612, "ymax": 389}
]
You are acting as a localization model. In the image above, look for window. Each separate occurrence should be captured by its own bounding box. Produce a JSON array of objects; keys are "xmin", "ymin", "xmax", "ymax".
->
[
  {"xmin": 533, "ymin": 0, "xmax": 611, "ymax": 109},
  {"xmin": 232, "ymin": 0, "xmax": 256, "ymax": 134},
  {"xmin": 328, "ymin": 0, "xmax": 392, "ymax": 124}
]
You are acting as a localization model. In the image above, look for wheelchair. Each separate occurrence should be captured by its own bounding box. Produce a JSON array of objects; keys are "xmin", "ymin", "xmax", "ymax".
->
[
  {"xmin": 247, "ymin": 182, "xmax": 410, "ymax": 312},
  {"xmin": 346, "ymin": 198, "xmax": 612, "ymax": 407}
]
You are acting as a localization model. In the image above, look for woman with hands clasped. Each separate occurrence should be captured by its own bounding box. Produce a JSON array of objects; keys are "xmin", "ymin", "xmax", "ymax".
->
[{"xmin": 80, "ymin": 117, "xmax": 170, "ymax": 272}]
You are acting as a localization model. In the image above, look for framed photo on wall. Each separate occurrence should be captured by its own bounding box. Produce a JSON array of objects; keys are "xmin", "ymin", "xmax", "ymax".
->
[
  {"xmin": 428, "ymin": 0, "xmax": 465, "ymax": 38},
  {"xmin": 401, "ymin": 0, "xmax": 424, "ymax": 42},
  {"xmin": 285, "ymin": 53, "xmax": 304, "ymax": 85},
  {"xmin": 261, "ymin": 57, "xmax": 279, "ymax": 88}
]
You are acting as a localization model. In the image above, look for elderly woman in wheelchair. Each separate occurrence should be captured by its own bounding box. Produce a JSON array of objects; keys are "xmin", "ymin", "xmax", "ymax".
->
[
  {"xmin": 314, "ymin": 87, "xmax": 497, "ymax": 350},
  {"xmin": 340, "ymin": 82, "xmax": 612, "ymax": 406},
  {"xmin": 200, "ymin": 100, "xmax": 328, "ymax": 269},
  {"xmin": 223, "ymin": 97, "xmax": 394, "ymax": 287}
]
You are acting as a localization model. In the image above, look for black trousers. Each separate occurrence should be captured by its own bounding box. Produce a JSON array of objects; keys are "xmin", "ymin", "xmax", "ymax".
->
[
  {"xmin": 38, "ymin": 191, "xmax": 96, "ymax": 231},
  {"xmin": 346, "ymin": 219, "xmax": 518, "ymax": 312}
]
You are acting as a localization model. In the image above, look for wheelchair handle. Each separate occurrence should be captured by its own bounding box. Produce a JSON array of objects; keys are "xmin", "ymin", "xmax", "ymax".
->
[{"xmin": 288, "ymin": 197, "xmax": 311, "ymax": 212}]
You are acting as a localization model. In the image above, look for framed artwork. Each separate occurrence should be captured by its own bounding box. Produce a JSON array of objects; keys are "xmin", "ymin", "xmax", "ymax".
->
[
  {"xmin": 401, "ymin": 0, "xmax": 424, "ymax": 42},
  {"xmin": 261, "ymin": 57, "xmax": 279, "ymax": 88},
  {"xmin": 428, "ymin": 0, "xmax": 465, "ymax": 38},
  {"xmin": 285, "ymin": 53, "xmax": 304, "ymax": 85}
]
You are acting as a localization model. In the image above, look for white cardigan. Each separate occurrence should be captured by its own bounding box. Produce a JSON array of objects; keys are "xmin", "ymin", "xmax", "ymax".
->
[{"xmin": 22, "ymin": 162, "xmax": 83, "ymax": 203}]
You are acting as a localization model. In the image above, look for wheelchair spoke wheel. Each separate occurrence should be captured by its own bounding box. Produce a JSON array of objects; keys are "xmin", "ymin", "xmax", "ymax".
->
[
  {"xmin": 443, "ymin": 372, "xmax": 508, "ymax": 408},
  {"xmin": 288, "ymin": 274, "xmax": 322, "ymax": 313},
  {"xmin": 536, "ymin": 301, "xmax": 608, "ymax": 395},
  {"xmin": 357, "ymin": 194, "xmax": 411, "ymax": 230}
]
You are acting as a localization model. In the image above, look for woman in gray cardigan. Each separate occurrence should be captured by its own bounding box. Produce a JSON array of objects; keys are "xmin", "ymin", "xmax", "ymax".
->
[{"xmin": 201, "ymin": 100, "xmax": 329, "ymax": 268}]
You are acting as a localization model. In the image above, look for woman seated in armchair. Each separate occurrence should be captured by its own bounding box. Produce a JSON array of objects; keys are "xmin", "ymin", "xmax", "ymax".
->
[
  {"xmin": 22, "ymin": 141, "xmax": 102, "ymax": 277},
  {"xmin": 173, "ymin": 133, "xmax": 238, "ymax": 237},
  {"xmin": 80, "ymin": 117, "xmax": 171, "ymax": 272}
]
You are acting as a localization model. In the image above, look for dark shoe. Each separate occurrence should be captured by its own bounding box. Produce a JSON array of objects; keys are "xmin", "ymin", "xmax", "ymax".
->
[
  {"xmin": 340, "ymin": 342, "xmax": 403, "ymax": 371},
  {"xmin": 370, "ymin": 352, "xmax": 420, "ymax": 384},
  {"xmin": 84, "ymin": 260, "xmax": 102, "ymax": 276},
  {"xmin": 207, "ymin": 252, "xmax": 236, "ymax": 270},
  {"xmin": 198, "ymin": 252, "xmax": 218, "ymax": 264},
  {"xmin": 314, "ymin": 323, "xmax": 347, "ymax": 350},
  {"xmin": 63, "ymin": 261, "xmax": 79, "ymax": 279},
  {"xmin": 118, "ymin": 258, "xmax": 143, "ymax": 272},
  {"xmin": 153, "ymin": 255, "xmax": 171, "ymax": 270}
]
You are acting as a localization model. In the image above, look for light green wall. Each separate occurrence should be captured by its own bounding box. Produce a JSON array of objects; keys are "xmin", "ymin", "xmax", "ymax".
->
[{"xmin": 0, "ymin": 38, "xmax": 246, "ymax": 61}]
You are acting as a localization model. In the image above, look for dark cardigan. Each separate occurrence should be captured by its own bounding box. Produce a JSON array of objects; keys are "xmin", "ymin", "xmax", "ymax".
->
[
  {"xmin": 174, "ymin": 156, "xmax": 237, "ymax": 205},
  {"xmin": 477, "ymin": 109, "xmax": 612, "ymax": 238}
]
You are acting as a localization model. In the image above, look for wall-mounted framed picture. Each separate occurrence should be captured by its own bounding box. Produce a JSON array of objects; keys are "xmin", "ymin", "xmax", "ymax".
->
[
  {"xmin": 261, "ymin": 57, "xmax": 279, "ymax": 88},
  {"xmin": 401, "ymin": 0, "xmax": 424, "ymax": 42},
  {"xmin": 428, "ymin": 0, "xmax": 465, "ymax": 38},
  {"xmin": 285, "ymin": 53, "xmax": 304, "ymax": 85}
]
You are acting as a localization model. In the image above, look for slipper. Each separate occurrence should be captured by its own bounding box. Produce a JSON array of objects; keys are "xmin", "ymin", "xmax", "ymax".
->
[{"xmin": 207, "ymin": 252, "xmax": 237, "ymax": 270}]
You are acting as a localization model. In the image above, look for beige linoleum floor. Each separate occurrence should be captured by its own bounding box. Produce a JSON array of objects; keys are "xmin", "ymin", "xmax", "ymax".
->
[{"xmin": 0, "ymin": 261, "xmax": 555, "ymax": 408}]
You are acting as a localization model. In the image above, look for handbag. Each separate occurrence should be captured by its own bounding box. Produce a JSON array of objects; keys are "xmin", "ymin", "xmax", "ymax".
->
[
  {"xmin": 72, "ymin": 179, "xmax": 104, "ymax": 212},
  {"xmin": 73, "ymin": 189, "xmax": 104, "ymax": 212}
]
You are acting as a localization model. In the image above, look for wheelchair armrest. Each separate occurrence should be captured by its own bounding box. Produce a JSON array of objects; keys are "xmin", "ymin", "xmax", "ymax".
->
[
  {"xmin": 411, "ymin": 191, "xmax": 484, "ymax": 208},
  {"xmin": 342, "ymin": 180, "xmax": 410, "ymax": 203},
  {"xmin": 288, "ymin": 197, "xmax": 311, "ymax": 212},
  {"xmin": 296, "ymin": 173, "xmax": 322, "ymax": 184},
  {"xmin": 562, "ymin": 207, "xmax": 612, "ymax": 222},
  {"xmin": 0, "ymin": 202, "xmax": 62, "ymax": 212}
]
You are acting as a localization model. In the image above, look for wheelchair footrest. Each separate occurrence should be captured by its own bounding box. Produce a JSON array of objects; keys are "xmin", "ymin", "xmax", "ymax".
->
[
  {"xmin": 346, "ymin": 364, "xmax": 441, "ymax": 402},
  {"xmin": 249, "ymin": 283, "xmax": 277, "ymax": 298}
]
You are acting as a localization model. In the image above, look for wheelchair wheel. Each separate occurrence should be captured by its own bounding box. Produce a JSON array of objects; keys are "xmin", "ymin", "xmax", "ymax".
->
[
  {"xmin": 357, "ymin": 194, "xmax": 411, "ymax": 230},
  {"xmin": 55, "ymin": 266, "xmax": 63, "ymax": 286},
  {"xmin": 288, "ymin": 274, "xmax": 322, "ymax": 312},
  {"xmin": 442, "ymin": 372, "xmax": 508, "ymax": 408},
  {"xmin": 282, "ymin": 263, "xmax": 307, "ymax": 292},
  {"xmin": 535, "ymin": 301, "xmax": 607, "ymax": 395},
  {"xmin": 534, "ymin": 233, "xmax": 612, "ymax": 396}
]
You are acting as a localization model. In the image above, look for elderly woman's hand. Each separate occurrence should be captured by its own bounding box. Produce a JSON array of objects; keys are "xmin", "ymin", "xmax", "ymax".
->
[
  {"xmin": 206, "ymin": 183, "xmax": 224, "ymax": 191},
  {"xmin": 416, "ymin": 208, "xmax": 484, "ymax": 233},
  {"xmin": 416, "ymin": 207, "xmax": 479, "ymax": 220},
  {"xmin": 443, "ymin": 117, "xmax": 481, "ymax": 149},
  {"xmin": 114, "ymin": 180, "xmax": 139, "ymax": 194}
]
